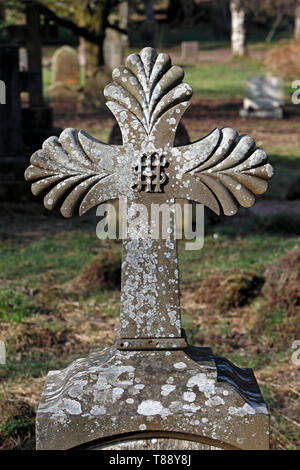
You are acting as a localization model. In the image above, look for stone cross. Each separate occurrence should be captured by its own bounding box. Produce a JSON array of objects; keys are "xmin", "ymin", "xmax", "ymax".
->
[
  {"xmin": 25, "ymin": 47, "xmax": 273, "ymax": 450},
  {"xmin": 25, "ymin": 47, "xmax": 273, "ymax": 349}
]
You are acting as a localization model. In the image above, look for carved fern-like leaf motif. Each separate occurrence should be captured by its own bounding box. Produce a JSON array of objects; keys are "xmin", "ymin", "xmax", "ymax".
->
[
  {"xmin": 24, "ymin": 128, "xmax": 117, "ymax": 217},
  {"xmin": 104, "ymin": 47, "xmax": 192, "ymax": 134},
  {"xmin": 179, "ymin": 127, "xmax": 273, "ymax": 215},
  {"xmin": 24, "ymin": 47, "xmax": 273, "ymax": 219}
]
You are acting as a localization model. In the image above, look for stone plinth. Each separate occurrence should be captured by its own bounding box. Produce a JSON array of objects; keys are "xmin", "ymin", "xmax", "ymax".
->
[{"xmin": 36, "ymin": 344, "xmax": 269, "ymax": 450}]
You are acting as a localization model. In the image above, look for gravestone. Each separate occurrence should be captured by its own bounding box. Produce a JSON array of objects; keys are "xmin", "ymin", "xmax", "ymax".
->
[
  {"xmin": 52, "ymin": 46, "xmax": 80, "ymax": 87},
  {"xmin": 240, "ymin": 75, "xmax": 285, "ymax": 119},
  {"xmin": 25, "ymin": 47, "xmax": 273, "ymax": 450},
  {"xmin": 0, "ymin": 46, "xmax": 26, "ymax": 156},
  {"xmin": 181, "ymin": 41, "xmax": 199, "ymax": 62},
  {"xmin": 50, "ymin": 46, "xmax": 80, "ymax": 111},
  {"xmin": 103, "ymin": 28, "xmax": 124, "ymax": 70},
  {"xmin": 19, "ymin": 47, "xmax": 28, "ymax": 72}
]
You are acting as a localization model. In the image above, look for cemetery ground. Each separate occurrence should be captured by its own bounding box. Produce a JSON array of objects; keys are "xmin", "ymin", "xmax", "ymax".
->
[{"xmin": 1, "ymin": 53, "xmax": 300, "ymax": 450}]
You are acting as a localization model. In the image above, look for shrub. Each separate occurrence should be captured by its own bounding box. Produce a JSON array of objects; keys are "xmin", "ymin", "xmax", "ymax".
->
[{"xmin": 264, "ymin": 38, "xmax": 300, "ymax": 79}]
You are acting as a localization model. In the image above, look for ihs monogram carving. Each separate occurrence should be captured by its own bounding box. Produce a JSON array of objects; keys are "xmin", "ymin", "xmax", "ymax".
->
[
  {"xmin": 25, "ymin": 46, "xmax": 273, "ymax": 218},
  {"xmin": 133, "ymin": 152, "xmax": 168, "ymax": 193}
]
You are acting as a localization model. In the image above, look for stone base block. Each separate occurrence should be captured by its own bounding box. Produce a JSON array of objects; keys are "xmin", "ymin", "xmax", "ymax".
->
[
  {"xmin": 36, "ymin": 345, "xmax": 269, "ymax": 450},
  {"xmin": 240, "ymin": 107, "xmax": 283, "ymax": 119}
]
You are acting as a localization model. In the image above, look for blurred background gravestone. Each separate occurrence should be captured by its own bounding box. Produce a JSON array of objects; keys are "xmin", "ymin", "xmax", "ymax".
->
[
  {"xmin": 49, "ymin": 45, "xmax": 80, "ymax": 111},
  {"xmin": 52, "ymin": 45, "xmax": 80, "ymax": 87},
  {"xmin": 103, "ymin": 28, "xmax": 124, "ymax": 70},
  {"xmin": 181, "ymin": 41, "xmax": 199, "ymax": 62},
  {"xmin": 240, "ymin": 76, "xmax": 285, "ymax": 119}
]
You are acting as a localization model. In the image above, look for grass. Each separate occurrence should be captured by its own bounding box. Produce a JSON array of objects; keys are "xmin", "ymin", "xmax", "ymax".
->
[
  {"xmin": 267, "ymin": 148, "xmax": 300, "ymax": 200},
  {"xmin": 0, "ymin": 289, "xmax": 40, "ymax": 323},
  {"xmin": 179, "ymin": 230, "xmax": 300, "ymax": 283},
  {"xmin": 184, "ymin": 58, "xmax": 264, "ymax": 100}
]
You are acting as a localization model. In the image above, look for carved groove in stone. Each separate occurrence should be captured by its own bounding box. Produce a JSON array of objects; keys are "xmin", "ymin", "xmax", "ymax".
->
[
  {"xmin": 24, "ymin": 47, "xmax": 273, "ymax": 219},
  {"xmin": 104, "ymin": 47, "xmax": 192, "ymax": 134},
  {"xmin": 179, "ymin": 126, "xmax": 274, "ymax": 216},
  {"xmin": 24, "ymin": 128, "xmax": 116, "ymax": 217}
]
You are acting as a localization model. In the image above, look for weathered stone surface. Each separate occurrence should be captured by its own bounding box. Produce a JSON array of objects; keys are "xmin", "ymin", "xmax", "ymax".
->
[
  {"xmin": 36, "ymin": 345, "xmax": 269, "ymax": 450},
  {"xmin": 52, "ymin": 46, "xmax": 80, "ymax": 87},
  {"xmin": 240, "ymin": 75, "xmax": 285, "ymax": 118},
  {"xmin": 25, "ymin": 47, "xmax": 273, "ymax": 451},
  {"xmin": 94, "ymin": 438, "xmax": 221, "ymax": 450},
  {"xmin": 108, "ymin": 121, "xmax": 190, "ymax": 147}
]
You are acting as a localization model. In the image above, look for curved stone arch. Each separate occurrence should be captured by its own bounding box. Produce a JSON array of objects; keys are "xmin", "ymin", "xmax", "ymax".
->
[{"xmin": 72, "ymin": 431, "xmax": 239, "ymax": 450}]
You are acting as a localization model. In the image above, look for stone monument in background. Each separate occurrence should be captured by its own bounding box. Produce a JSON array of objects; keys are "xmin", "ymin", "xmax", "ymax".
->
[
  {"xmin": 103, "ymin": 28, "xmax": 124, "ymax": 70},
  {"xmin": 52, "ymin": 45, "xmax": 80, "ymax": 87},
  {"xmin": 240, "ymin": 75, "xmax": 285, "ymax": 119},
  {"xmin": 25, "ymin": 47, "xmax": 273, "ymax": 450},
  {"xmin": 49, "ymin": 46, "xmax": 80, "ymax": 110},
  {"xmin": 181, "ymin": 41, "xmax": 199, "ymax": 62}
]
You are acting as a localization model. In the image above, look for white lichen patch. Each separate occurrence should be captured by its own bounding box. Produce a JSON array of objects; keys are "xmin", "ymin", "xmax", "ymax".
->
[
  {"xmin": 90, "ymin": 405, "xmax": 106, "ymax": 415},
  {"xmin": 112, "ymin": 387, "xmax": 125, "ymax": 402},
  {"xmin": 161, "ymin": 384, "xmax": 176, "ymax": 396},
  {"xmin": 205, "ymin": 396, "xmax": 225, "ymax": 407},
  {"xmin": 186, "ymin": 373, "xmax": 215, "ymax": 398},
  {"xmin": 174, "ymin": 362, "xmax": 187, "ymax": 369},
  {"xmin": 137, "ymin": 400, "xmax": 169, "ymax": 417},
  {"xmin": 228, "ymin": 403, "xmax": 256, "ymax": 417},
  {"xmin": 62, "ymin": 398, "xmax": 82, "ymax": 415},
  {"xmin": 183, "ymin": 391, "xmax": 196, "ymax": 402}
]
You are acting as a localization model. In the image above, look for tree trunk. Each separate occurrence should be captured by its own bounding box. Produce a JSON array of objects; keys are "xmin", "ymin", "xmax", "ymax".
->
[
  {"xmin": 295, "ymin": 0, "xmax": 300, "ymax": 38},
  {"xmin": 230, "ymin": 0, "xmax": 246, "ymax": 56},
  {"xmin": 119, "ymin": 0, "xmax": 129, "ymax": 47}
]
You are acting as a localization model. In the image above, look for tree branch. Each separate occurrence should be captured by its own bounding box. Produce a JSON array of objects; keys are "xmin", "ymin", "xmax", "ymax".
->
[
  {"xmin": 107, "ymin": 22, "xmax": 127, "ymax": 35},
  {"xmin": 34, "ymin": 2, "xmax": 102, "ymax": 44}
]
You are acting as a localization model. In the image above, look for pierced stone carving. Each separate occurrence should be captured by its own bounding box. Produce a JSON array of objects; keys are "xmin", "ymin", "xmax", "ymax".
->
[{"xmin": 133, "ymin": 152, "xmax": 167, "ymax": 192}]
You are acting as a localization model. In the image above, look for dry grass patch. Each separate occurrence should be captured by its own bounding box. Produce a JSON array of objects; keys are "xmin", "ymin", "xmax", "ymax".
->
[
  {"xmin": 194, "ymin": 269, "xmax": 264, "ymax": 312},
  {"xmin": 63, "ymin": 252, "xmax": 121, "ymax": 295}
]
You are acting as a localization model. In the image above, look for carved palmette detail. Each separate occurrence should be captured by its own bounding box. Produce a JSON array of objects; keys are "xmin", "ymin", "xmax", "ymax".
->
[
  {"xmin": 104, "ymin": 47, "xmax": 192, "ymax": 135},
  {"xmin": 24, "ymin": 128, "xmax": 117, "ymax": 218},
  {"xmin": 178, "ymin": 126, "xmax": 273, "ymax": 216},
  {"xmin": 24, "ymin": 47, "xmax": 274, "ymax": 218}
]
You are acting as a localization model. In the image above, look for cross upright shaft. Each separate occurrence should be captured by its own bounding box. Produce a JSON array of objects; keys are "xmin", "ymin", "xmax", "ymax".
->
[
  {"xmin": 120, "ymin": 196, "xmax": 182, "ymax": 344},
  {"xmin": 25, "ymin": 47, "xmax": 273, "ymax": 351}
]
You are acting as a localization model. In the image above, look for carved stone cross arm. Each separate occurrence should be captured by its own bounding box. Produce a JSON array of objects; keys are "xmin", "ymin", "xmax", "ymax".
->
[{"xmin": 25, "ymin": 47, "xmax": 273, "ymax": 349}]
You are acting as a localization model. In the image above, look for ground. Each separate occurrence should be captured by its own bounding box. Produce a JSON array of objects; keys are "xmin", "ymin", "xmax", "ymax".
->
[{"xmin": 0, "ymin": 50, "xmax": 300, "ymax": 450}]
